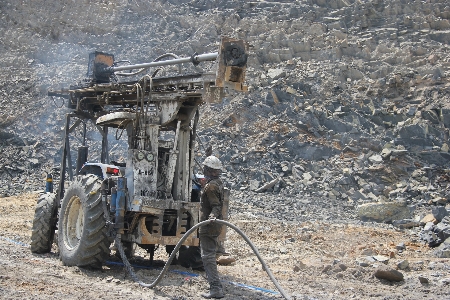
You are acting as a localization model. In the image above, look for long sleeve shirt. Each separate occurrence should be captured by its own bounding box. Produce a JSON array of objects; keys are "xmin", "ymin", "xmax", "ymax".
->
[{"xmin": 200, "ymin": 178, "xmax": 224, "ymax": 222}]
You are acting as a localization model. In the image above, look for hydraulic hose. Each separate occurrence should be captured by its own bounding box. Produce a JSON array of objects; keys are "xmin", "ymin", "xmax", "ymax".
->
[{"xmin": 115, "ymin": 219, "xmax": 291, "ymax": 300}]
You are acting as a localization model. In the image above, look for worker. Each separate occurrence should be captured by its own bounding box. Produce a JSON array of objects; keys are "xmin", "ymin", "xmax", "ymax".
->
[{"xmin": 200, "ymin": 155, "xmax": 225, "ymax": 299}]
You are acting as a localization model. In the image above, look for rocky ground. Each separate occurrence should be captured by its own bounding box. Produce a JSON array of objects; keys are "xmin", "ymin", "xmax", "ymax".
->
[
  {"xmin": 1, "ymin": 192, "xmax": 449, "ymax": 300},
  {"xmin": 1, "ymin": 0, "xmax": 450, "ymax": 299}
]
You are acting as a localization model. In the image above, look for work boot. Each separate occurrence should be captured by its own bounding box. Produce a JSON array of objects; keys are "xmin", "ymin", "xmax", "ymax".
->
[
  {"xmin": 216, "ymin": 255, "xmax": 236, "ymax": 265},
  {"xmin": 201, "ymin": 288, "xmax": 224, "ymax": 299}
]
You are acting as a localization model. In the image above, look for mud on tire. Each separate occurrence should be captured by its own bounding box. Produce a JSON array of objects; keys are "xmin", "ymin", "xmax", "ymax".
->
[
  {"xmin": 30, "ymin": 193, "xmax": 58, "ymax": 253},
  {"xmin": 58, "ymin": 174, "xmax": 111, "ymax": 268}
]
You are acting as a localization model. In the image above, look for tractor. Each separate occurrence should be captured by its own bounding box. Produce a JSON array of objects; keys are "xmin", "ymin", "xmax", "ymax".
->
[{"xmin": 30, "ymin": 37, "xmax": 248, "ymax": 267}]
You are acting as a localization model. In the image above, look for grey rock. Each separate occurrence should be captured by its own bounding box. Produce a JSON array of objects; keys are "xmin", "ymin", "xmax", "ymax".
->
[
  {"xmin": 356, "ymin": 256, "xmax": 375, "ymax": 267},
  {"xmin": 396, "ymin": 242, "xmax": 406, "ymax": 251},
  {"xmin": 398, "ymin": 124, "xmax": 427, "ymax": 139},
  {"xmin": 279, "ymin": 247, "xmax": 288, "ymax": 254},
  {"xmin": 373, "ymin": 255, "xmax": 390, "ymax": 264},
  {"xmin": 422, "ymin": 110, "xmax": 440, "ymax": 124},
  {"xmin": 432, "ymin": 206, "xmax": 449, "ymax": 222},
  {"xmin": 368, "ymin": 154, "xmax": 383, "ymax": 163},
  {"xmin": 293, "ymin": 261, "xmax": 307, "ymax": 272},
  {"xmin": 255, "ymin": 178, "xmax": 279, "ymax": 193},
  {"xmin": 392, "ymin": 219, "xmax": 420, "ymax": 229},
  {"xmin": 436, "ymin": 223, "xmax": 450, "ymax": 241},
  {"xmin": 249, "ymin": 180, "xmax": 260, "ymax": 191},
  {"xmin": 423, "ymin": 222, "xmax": 436, "ymax": 232},
  {"xmin": 420, "ymin": 230, "xmax": 442, "ymax": 247},
  {"xmin": 435, "ymin": 238, "xmax": 450, "ymax": 258},
  {"xmin": 397, "ymin": 260, "xmax": 409, "ymax": 270},
  {"xmin": 380, "ymin": 148, "xmax": 392, "ymax": 159},
  {"xmin": 322, "ymin": 264, "xmax": 332, "ymax": 273},
  {"xmin": 356, "ymin": 261, "xmax": 370, "ymax": 267},
  {"xmin": 347, "ymin": 189, "xmax": 368, "ymax": 201},
  {"xmin": 357, "ymin": 201, "xmax": 413, "ymax": 223},
  {"xmin": 441, "ymin": 109, "xmax": 450, "ymax": 128},
  {"xmin": 418, "ymin": 276, "xmax": 429, "ymax": 284},
  {"xmin": 302, "ymin": 172, "xmax": 313, "ymax": 181},
  {"xmin": 267, "ymin": 68, "xmax": 286, "ymax": 80}
]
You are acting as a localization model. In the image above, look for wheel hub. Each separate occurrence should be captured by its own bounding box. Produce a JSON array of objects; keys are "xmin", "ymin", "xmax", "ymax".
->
[{"xmin": 64, "ymin": 195, "xmax": 84, "ymax": 250}]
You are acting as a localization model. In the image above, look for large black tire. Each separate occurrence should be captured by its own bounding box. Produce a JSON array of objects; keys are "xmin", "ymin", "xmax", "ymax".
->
[
  {"xmin": 58, "ymin": 174, "xmax": 110, "ymax": 268},
  {"xmin": 30, "ymin": 193, "xmax": 58, "ymax": 253}
]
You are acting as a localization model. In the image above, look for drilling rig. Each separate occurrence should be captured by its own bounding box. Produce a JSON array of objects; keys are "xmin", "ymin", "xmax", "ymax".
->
[{"xmin": 30, "ymin": 37, "xmax": 248, "ymax": 267}]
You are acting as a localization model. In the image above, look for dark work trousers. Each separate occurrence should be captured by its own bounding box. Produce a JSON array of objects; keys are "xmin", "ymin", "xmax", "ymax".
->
[{"xmin": 200, "ymin": 231, "xmax": 222, "ymax": 291}]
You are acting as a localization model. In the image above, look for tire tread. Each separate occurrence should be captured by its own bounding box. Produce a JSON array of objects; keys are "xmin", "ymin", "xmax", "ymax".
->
[
  {"xmin": 58, "ymin": 174, "xmax": 110, "ymax": 267},
  {"xmin": 30, "ymin": 193, "xmax": 57, "ymax": 254}
]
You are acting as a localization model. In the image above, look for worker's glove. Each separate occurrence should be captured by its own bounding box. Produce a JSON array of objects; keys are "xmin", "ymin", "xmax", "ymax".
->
[{"xmin": 208, "ymin": 214, "xmax": 216, "ymax": 222}]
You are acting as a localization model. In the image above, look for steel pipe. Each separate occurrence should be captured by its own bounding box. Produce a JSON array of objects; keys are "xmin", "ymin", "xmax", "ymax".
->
[{"xmin": 111, "ymin": 52, "xmax": 218, "ymax": 72}]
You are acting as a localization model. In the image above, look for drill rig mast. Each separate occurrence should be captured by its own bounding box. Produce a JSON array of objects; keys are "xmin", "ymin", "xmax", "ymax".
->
[{"xmin": 30, "ymin": 37, "xmax": 247, "ymax": 266}]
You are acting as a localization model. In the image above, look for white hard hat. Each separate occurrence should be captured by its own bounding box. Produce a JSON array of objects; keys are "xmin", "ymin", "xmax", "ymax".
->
[{"xmin": 203, "ymin": 156, "xmax": 222, "ymax": 170}]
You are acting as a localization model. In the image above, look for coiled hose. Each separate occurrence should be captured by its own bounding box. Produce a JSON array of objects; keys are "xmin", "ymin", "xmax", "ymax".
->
[{"xmin": 115, "ymin": 219, "xmax": 291, "ymax": 300}]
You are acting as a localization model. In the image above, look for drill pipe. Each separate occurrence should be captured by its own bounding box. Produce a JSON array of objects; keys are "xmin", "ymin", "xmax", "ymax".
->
[{"xmin": 110, "ymin": 52, "xmax": 218, "ymax": 73}]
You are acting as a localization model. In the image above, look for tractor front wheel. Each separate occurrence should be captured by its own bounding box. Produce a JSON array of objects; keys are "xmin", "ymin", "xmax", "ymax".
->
[{"xmin": 58, "ymin": 174, "xmax": 111, "ymax": 268}]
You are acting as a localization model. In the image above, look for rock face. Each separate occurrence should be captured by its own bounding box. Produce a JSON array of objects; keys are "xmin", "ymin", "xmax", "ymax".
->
[
  {"xmin": 0, "ymin": 0, "xmax": 449, "ymax": 230},
  {"xmin": 435, "ymin": 238, "xmax": 450, "ymax": 258}
]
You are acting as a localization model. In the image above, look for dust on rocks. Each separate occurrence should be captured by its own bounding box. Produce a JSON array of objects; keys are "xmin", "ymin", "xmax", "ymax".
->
[{"xmin": 1, "ymin": 0, "xmax": 450, "ymax": 299}]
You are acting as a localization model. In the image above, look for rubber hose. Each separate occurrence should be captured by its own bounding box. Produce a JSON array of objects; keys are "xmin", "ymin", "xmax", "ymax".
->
[{"xmin": 115, "ymin": 219, "xmax": 291, "ymax": 300}]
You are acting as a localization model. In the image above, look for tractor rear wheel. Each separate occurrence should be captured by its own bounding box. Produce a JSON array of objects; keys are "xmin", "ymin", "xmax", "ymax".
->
[
  {"xmin": 30, "ymin": 193, "xmax": 58, "ymax": 253},
  {"xmin": 58, "ymin": 174, "xmax": 111, "ymax": 268}
]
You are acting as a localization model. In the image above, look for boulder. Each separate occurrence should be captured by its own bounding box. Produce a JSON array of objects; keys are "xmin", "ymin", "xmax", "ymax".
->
[
  {"xmin": 421, "ymin": 214, "xmax": 438, "ymax": 225},
  {"xmin": 267, "ymin": 68, "xmax": 286, "ymax": 80},
  {"xmin": 357, "ymin": 201, "xmax": 413, "ymax": 222},
  {"xmin": 374, "ymin": 265, "xmax": 404, "ymax": 282},
  {"xmin": 435, "ymin": 238, "xmax": 450, "ymax": 258}
]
